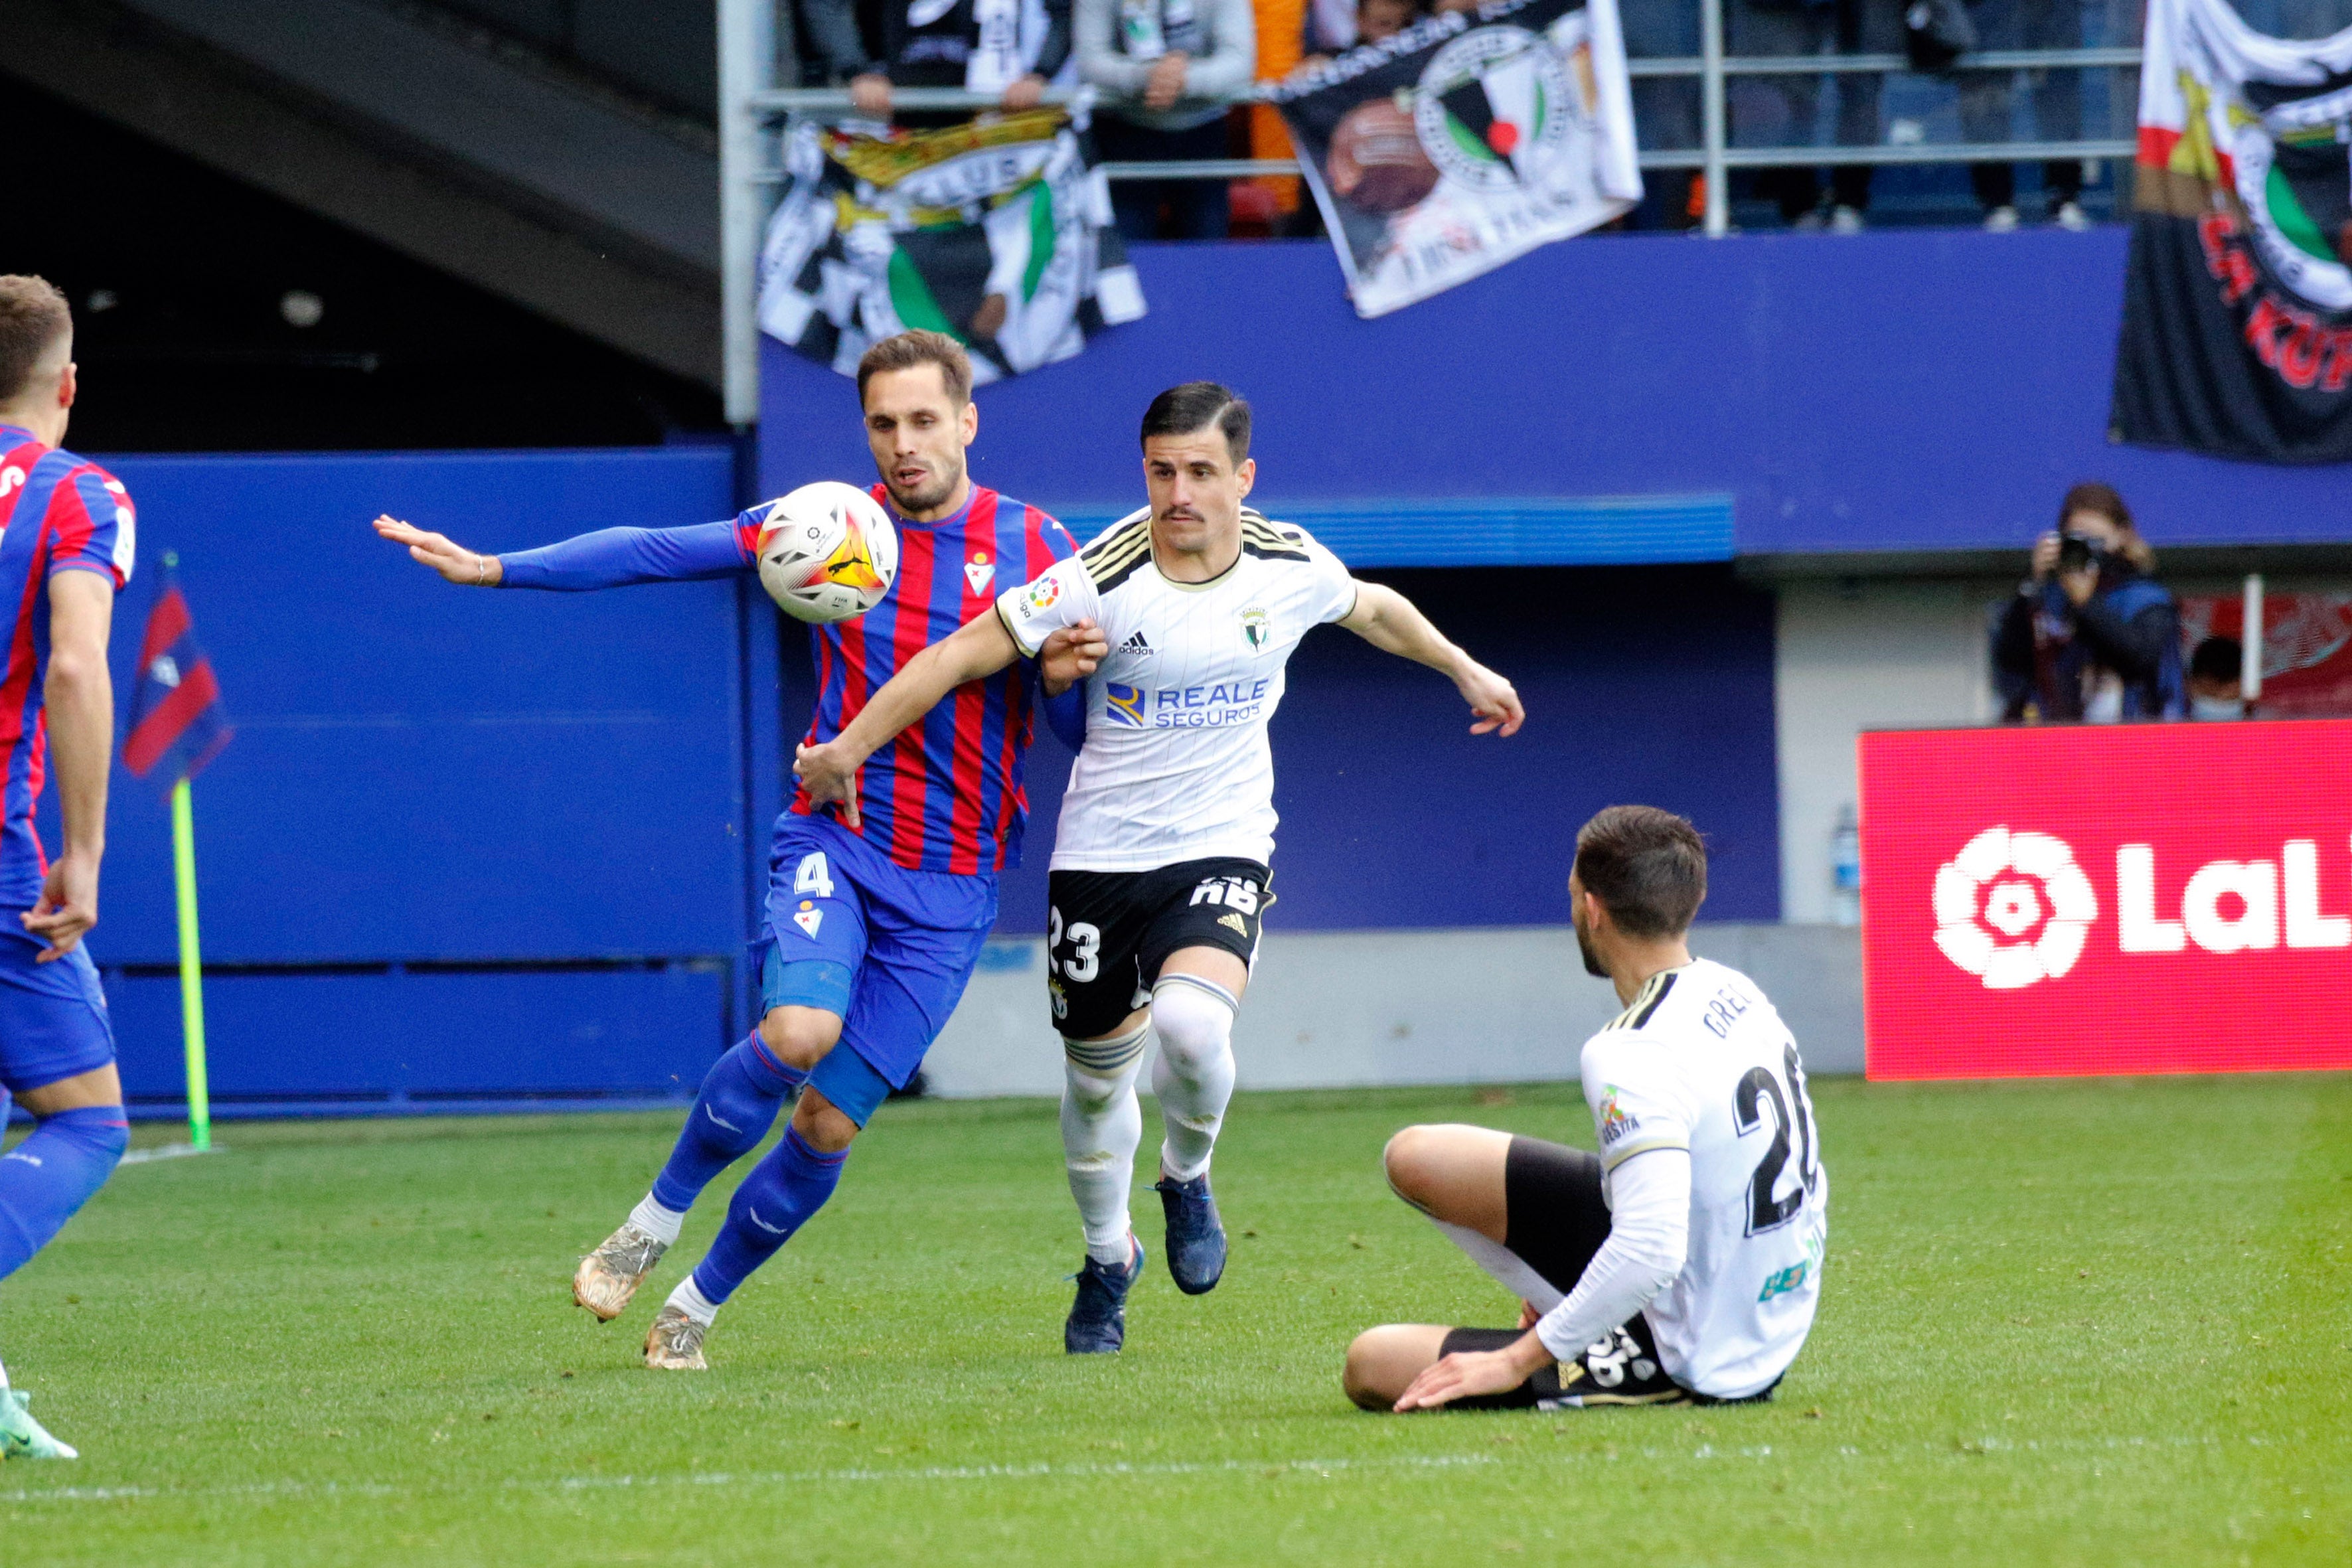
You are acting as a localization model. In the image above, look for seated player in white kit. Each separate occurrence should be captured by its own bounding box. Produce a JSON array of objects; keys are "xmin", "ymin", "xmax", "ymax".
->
[{"xmin": 1346, "ymin": 806, "xmax": 1828, "ymax": 1411}]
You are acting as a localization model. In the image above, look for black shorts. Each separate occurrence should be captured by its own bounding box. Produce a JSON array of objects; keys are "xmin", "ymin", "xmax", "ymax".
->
[
  {"xmin": 1044, "ymin": 858, "xmax": 1271, "ymax": 1039},
  {"xmin": 1435, "ymin": 1137, "xmax": 1778, "ymax": 1411}
]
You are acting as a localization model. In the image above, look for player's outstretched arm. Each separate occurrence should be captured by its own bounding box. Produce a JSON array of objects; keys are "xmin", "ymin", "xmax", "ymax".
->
[
  {"xmin": 25, "ymin": 571, "xmax": 114, "ymax": 962},
  {"xmin": 795, "ymin": 611, "xmax": 1037, "ymax": 828},
  {"xmin": 373, "ymin": 515, "xmax": 754, "ymax": 590},
  {"xmin": 1339, "ymin": 581, "xmax": 1525, "ymax": 736}
]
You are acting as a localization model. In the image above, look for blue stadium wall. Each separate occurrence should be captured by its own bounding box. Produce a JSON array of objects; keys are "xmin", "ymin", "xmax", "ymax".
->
[{"xmin": 63, "ymin": 226, "xmax": 2352, "ymax": 1113}]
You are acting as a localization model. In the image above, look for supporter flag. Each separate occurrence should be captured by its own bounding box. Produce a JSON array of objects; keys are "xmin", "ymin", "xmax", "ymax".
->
[
  {"xmin": 123, "ymin": 568, "xmax": 232, "ymax": 787},
  {"xmin": 757, "ymin": 106, "xmax": 1146, "ymax": 386},
  {"xmin": 2111, "ymin": 0, "xmax": 2352, "ymax": 461},
  {"xmin": 1271, "ymin": 0, "xmax": 1640, "ymax": 319}
]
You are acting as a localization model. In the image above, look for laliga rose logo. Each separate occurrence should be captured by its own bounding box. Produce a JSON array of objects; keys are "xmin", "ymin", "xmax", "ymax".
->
[{"xmin": 1932, "ymin": 826, "xmax": 2099, "ymax": 990}]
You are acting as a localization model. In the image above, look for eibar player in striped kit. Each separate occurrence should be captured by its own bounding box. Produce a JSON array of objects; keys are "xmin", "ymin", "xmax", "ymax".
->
[
  {"xmin": 0, "ymin": 277, "xmax": 136, "ymax": 1461},
  {"xmin": 373, "ymin": 331, "xmax": 1105, "ymax": 1370},
  {"xmin": 795, "ymin": 382, "xmax": 1525, "ymax": 1352}
]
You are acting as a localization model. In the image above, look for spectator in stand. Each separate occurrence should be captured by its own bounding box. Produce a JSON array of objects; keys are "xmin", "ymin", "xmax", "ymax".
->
[
  {"xmin": 1729, "ymin": 0, "xmax": 1901, "ymax": 231},
  {"xmin": 1993, "ymin": 481, "xmax": 2185, "ymax": 722},
  {"xmin": 1077, "ymin": 0, "xmax": 1259, "ymax": 240},
  {"xmin": 803, "ymin": 0, "xmax": 1073, "ymax": 118},
  {"xmin": 2187, "ymin": 637, "xmax": 2248, "ymax": 720},
  {"xmin": 1293, "ymin": 0, "xmax": 1419, "ymax": 74},
  {"xmin": 1958, "ymin": 0, "xmax": 2091, "ymax": 230}
]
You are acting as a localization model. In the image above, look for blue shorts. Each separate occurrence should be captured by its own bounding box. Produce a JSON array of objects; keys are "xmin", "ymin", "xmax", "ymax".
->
[
  {"xmin": 0, "ymin": 912, "xmax": 116, "ymax": 1095},
  {"xmin": 751, "ymin": 814, "xmax": 995, "ymax": 1126}
]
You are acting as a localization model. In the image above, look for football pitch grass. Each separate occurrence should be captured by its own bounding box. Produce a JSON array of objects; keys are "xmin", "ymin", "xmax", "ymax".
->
[{"xmin": 3, "ymin": 1074, "xmax": 2346, "ymax": 1566}]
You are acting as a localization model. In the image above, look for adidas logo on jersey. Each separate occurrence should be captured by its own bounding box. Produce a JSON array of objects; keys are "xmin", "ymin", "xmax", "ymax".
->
[
  {"xmin": 1218, "ymin": 912, "xmax": 1249, "ymax": 935},
  {"xmin": 1119, "ymin": 630, "xmax": 1154, "ymax": 656}
]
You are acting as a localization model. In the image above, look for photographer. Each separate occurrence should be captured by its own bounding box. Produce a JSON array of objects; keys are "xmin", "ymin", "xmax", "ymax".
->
[{"xmin": 1993, "ymin": 482, "xmax": 2185, "ymax": 722}]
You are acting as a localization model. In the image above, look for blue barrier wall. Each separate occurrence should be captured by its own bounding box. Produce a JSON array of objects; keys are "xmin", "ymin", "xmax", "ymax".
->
[
  {"xmin": 761, "ymin": 230, "xmax": 2352, "ymax": 560},
  {"xmin": 72, "ymin": 446, "xmax": 767, "ymax": 1107}
]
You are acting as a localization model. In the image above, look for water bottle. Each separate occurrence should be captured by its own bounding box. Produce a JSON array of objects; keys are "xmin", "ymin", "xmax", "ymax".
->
[{"xmin": 1831, "ymin": 805, "xmax": 1862, "ymax": 927}]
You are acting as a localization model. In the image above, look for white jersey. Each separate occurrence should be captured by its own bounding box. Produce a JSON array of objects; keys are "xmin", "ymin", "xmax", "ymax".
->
[
  {"xmin": 1580, "ymin": 958, "xmax": 1828, "ymax": 1400},
  {"xmin": 994, "ymin": 507, "xmax": 1359, "ymax": 872}
]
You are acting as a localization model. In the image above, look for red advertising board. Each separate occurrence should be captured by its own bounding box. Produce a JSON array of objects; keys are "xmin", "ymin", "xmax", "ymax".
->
[{"xmin": 1859, "ymin": 720, "xmax": 2352, "ymax": 1079}]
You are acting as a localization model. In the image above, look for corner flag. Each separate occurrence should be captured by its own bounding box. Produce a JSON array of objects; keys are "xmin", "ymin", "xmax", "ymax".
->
[{"xmin": 121, "ymin": 560, "xmax": 232, "ymax": 1150}]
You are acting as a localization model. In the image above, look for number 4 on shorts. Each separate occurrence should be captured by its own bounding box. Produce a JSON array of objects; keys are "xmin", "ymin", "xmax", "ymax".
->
[{"xmin": 795, "ymin": 852, "xmax": 835, "ymax": 900}]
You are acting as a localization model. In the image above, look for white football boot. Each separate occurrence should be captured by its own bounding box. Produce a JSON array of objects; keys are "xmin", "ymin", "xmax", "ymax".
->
[{"xmin": 573, "ymin": 1222, "xmax": 668, "ymax": 1322}]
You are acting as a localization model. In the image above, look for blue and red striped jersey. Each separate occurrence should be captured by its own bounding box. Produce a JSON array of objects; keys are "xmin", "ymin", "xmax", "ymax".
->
[
  {"xmin": 794, "ymin": 485, "xmax": 1075, "ymax": 875},
  {"xmin": 0, "ymin": 424, "xmax": 135, "ymax": 905}
]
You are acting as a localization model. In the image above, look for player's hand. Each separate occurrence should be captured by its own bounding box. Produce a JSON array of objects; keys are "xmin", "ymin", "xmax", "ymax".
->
[
  {"xmin": 794, "ymin": 740, "xmax": 862, "ymax": 830},
  {"xmin": 1143, "ymin": 51, "xmax": 1189, "ymax": 111},
  {"xmin": 373, "ymin": 515, "xmax": 502, "ymax": 586},
  {"xmin": 1002, "ymin": 72, "xmax": 1047, "ymax": 110},
  {"xmin": 1517, "ymin": 1299, "xmax": 1541, "ymax": 1330},
  {"xmin": 1454, "ymin": 659, "xmax": 1524, "ymax": 737},
  {"xmin": 23, "ymin": 850, "xmax": 99, "ymax": 963},
  {"xmin": 850, "ymin": 72, "xmax": 894, "ymax": 117},
  {"xmin": 1040, "ymin": 618, "xmax": 1107, "ymax": 696},
  {"xmin": 1392, "ymin": 1342, "xmax": 1545, "ymax": 1413}
]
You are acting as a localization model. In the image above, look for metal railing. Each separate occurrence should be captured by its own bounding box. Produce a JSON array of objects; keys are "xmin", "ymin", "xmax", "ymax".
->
[{"xmin": 716, "ymin": 0, "xmax": 2142, "ymax": 418}]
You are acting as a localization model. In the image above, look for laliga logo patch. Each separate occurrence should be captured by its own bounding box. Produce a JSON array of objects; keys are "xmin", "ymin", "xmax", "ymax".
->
[
  {"xmin": 1932, "ymin": 826, "xmax": 2098, "ymax": 990},
  {"xmin": 1022, "ymin": 578, "xmax": 1061, "ymax": 615},
  {"xmin": 793, "ymin": 900, "xmax": 824, "ymax": 939},
  {"xmin": 964, "ymin": 552, "xmax": 994, "ymax": 595}
]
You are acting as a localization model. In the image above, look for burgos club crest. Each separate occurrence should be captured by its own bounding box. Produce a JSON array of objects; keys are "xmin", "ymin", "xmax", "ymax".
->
[
  {"xmin": 2231, "ymin": 75, "xmax": 2352, "ymax": 311},
  {"xmin": 1931, "ymin": 826, "xmax": 2099, "ymax": 991},
  {"xmin": 1413, "ymin": 25, "xmax": 1577, "ymax": 194}
]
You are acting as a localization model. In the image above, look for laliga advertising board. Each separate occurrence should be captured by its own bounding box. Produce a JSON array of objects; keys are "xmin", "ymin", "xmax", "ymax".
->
[{"xmin": 1858, "ymin": 720, "xmax": 2352, "ymax": 1079}]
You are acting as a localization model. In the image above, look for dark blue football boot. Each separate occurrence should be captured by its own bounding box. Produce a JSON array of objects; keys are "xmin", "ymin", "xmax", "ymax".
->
[
  {"xmin": 1155, "ymin": 1172, "xmax": 1227, "ymax": 1295},
  {"xmin": 1063, "ymin": 1237, "xmax": 1144, "ymax": 1354}
]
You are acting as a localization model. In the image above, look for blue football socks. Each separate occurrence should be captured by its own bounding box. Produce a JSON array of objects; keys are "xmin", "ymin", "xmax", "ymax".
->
[
  {"xmin": 689, "ymin": 1126, "xmax": 848, "ymax": 1305},
  {"xmin": 649, "ymin": 1034, "xmax": 807, "ymax": 1214},
  {"xmin": 0, "ymin": 1106, "xmax": 128, "ymax": 1281}
]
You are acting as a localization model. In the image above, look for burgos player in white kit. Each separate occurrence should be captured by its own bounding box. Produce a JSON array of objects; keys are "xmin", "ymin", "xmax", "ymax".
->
[
  {"xmin": 1346, "ymin": 805, "xmax": 1826, "ymax": 1411},
  {"xmin": 794, "ymin": 382, "xmax": 1523, "ymax": 1354}
]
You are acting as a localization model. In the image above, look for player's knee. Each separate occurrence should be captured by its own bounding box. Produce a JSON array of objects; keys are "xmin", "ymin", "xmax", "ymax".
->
[
  {"xmin": 759, "ymin": 1005, "xmax": 843, "ymax": 1072},
  {"xmin": 1383, "ymin": 1126, "xmax": 1441, "ymax": 1211},
  {"xmin": 790, "ymin": 1090, "xmax": 860, "ymax": 1154},
  {"xmin": 1342, "ymin": 1328, "xmax": 1407, "ymax": 1411},
  {"xmin": 1063, "ymin": 1063, "xmax": 1129, "ymax": 1114},
  {"xmin": 1148, "ymin": 983, "xmax": 1233, "ymax": 1077}
]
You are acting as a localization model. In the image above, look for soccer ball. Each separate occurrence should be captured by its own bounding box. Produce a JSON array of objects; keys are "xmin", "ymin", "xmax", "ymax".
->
[{"xmin": 755, "ymin": 482, "xmax": 899, "ymax": 624}]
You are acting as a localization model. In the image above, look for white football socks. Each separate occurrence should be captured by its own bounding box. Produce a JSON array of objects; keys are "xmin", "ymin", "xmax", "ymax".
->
[
  {"xmin": 1433, "ymin": 1219, "xmax": 1565, "ymax": 1315},
  {"xmin": 0, "ymin": 1352, "xmax": 10, "ymax": 1390},
  {"xmin": 629, "ymin": 1193, "xmax": 686, "ymax": 1248},
  {"xmin": 666, "ymin": 1273, "xmax": 722, "ymax": 1326},
  {"xmin": 1061, "ymin": 1023, "xmax": 1150, "ymax": 1266},
  {"xmin": 1149, "ymin": 975, "xmax": 1237, "ymax": 1184}
]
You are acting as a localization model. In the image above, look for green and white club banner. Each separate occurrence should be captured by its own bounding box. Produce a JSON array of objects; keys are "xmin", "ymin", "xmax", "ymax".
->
[
  {"xmin": 757, "ymin": 107, "xmax": 1146, "ymax": 385},
  {"xmin": 1273, "ymin": 0, "xmax": 1641, "ymax": 318}
]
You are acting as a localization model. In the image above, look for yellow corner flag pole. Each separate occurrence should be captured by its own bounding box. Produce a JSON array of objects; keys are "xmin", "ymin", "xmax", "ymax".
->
[{"xmin": 171, "ymin": 776, "xmax": 211, "ymax": 1150}]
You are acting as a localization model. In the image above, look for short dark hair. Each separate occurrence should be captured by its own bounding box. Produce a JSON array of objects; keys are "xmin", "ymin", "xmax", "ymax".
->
[
  {"xmin": 857, "ymin": 330, "xmax": 973, "ymax": 408},
  {"xmin": 2189, "ymin": 635, "xmax": 2242, "ymax": 684},
  {"xmin": 1141, "ymin": 381, "xmax": 1251, "ymax": 465},
  {"xmin": 1574, "ymin": 806, "xmax": 1708, "ymax": 939},
  {"xmin": 2059, "ymin": 481, "xmax": 2133, "ymax": 534},
  {"xmin": 0, "ymin": 275, "xmax": 72, "ymax": 406}
]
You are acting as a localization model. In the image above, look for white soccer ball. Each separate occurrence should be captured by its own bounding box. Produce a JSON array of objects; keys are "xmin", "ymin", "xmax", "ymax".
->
[{"xmin": 755, "ymin": 482, "xmax": 900, "ymax": 624}]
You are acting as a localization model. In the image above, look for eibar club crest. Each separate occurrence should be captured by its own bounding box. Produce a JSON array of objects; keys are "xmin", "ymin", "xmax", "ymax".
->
[
  {"xmin": 1241, "ymin": 607, "xmax": 1271, "ymax": 649},
  {"xmin": 793, "ymin": 900, "xmax": 824, "ymax": 939},
  {"xmin": 965, "ymin": 553, "xmax": 994, "ymax": 595}
]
